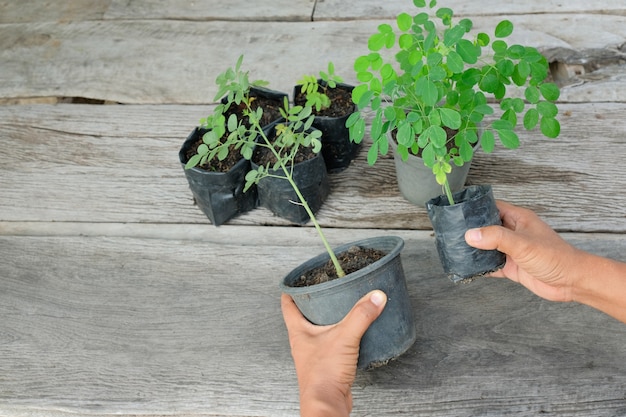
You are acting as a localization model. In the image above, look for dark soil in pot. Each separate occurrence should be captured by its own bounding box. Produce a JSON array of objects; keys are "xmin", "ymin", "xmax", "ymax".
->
[
  {"xmin": 292, "ymin": 246, "xmax": 386, "ymax": 286},
  {"xmin": 294, "ymin": 81, "xmax": 360, "ymax": 173},
  {"xmin": 426, "ymin": 184, "xmax": 506, "ymax": 283}
]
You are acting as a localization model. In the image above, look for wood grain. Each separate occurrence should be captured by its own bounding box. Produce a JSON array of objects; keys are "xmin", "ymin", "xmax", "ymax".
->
[
  {"xmin": 0, "ymin": 228, "xmax": 624, "ymax": 416},
  {"xmin": 1, "ymin": 102, "xmax": 625, "ymax": 232},
  {"xmin": 1, "ymin": 14, "xmax": 625, "ymax": 104}
]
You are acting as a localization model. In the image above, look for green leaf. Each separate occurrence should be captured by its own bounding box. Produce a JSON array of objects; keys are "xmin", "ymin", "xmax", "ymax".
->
[
  {"xmin": 537, "ymin": 101, "xmax": 559, "ymax": 118},
  {"xmin": 512, "ymin": 98, "xmax": 525, "ymax": 113},
  {"xmin": 496, "ymin": 58, "xmax": 515, "ymax": 77},
  {"xmin": 348, "ymin": 117, "xmax": 366, "ymax": 143},
  {"xmin": 540, "ymin": 116, "xmax": 561, "ymax": 138},
  {"xmin": 426, "ymin": 125, "xmax": 447, "ymax": 148},
  {"xmin": 416, "ymin": 77, "xmax": 439, "ymax": 106},
  {"xmin": 492, "ymin": 119, "xmax": 514, "ymax": 130},
  {"xmin": 397, "ymin": 12, "xmax": 412, "ymax": 31},
  {"xmin": 421, "ymin": 143, "xmax": 436, "ymax": 167},
  {"xmin": 367, "ymin": 141, "xmax": 379, "ymax": 165},
  {"xmin": 481, "ymin": 130, "xmax": 495, "ymax": 153},
  {"xmin": 397, "ymin": 123, "xmax": 413, "ymax": 146},
  {"xmin": 354, "ymin": 55, "xmax": 371, "ymax": 72},
  {"xmin": 368, "ymin": 33, "xmax": 388, "ymax": 52},
  {"xmin": 446, "ymin": 50, "xmax": 464, "ymax": 73},
  {"xmin": 439, "ymin": 108, "xmax": 462, "ymax": 129},
  {"xmin": 492, "ymin": 40, "xmax": 508, "ymax": 54},
  {"xmin": 523, "ymin": 108, "xmax": 539, "ymax": 130},
  {"xmin": 539, "ymin": 82, "xmax": 561, "ymax": 101},
  {"xmin": 507, "ymin": 44, "xmax": 526, "ymax": 59},
  {"xmin": 459, "ymin": 140, "xmax": 474, "ymax": 161},
  {"xmin": 495, "ymin": 20, "xmax": 514, "ymax": 38},
  {"xmin": 479, "ymin": 73, "xmax": 500, "ymax": 93},
  {"xmin": 477, "ymin": 32, "xmax": 490, "ymax": 47},
  {"xmin": 473, "ymin": 104, "xmax": 494, "ymax": 115},
  {"xmin": 497, "ymin": 129, "xmax": 520, "ymax": 149},
  {"xmin": 444, "ymin": 25, "xmax": 466, "ymax": 47},
  {"xmin": 185, "ymin": 154, "xmax": 202, "ymax": 169},
  {"xmin": 456, "ymin": 39, "xmax": 478, "ymax": 64},
  {"xmin": 413, "ymin": 0, "xmax": 426, "ymax": 7},
  {"xmin": 525, "ymin": 85, "xmax": 541, "ymax": 103}
]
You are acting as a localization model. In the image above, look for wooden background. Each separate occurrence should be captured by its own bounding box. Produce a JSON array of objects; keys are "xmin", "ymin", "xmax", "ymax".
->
[{"xmin": 1, "ymin": 1, "xmax": 625, "ymax": 416}]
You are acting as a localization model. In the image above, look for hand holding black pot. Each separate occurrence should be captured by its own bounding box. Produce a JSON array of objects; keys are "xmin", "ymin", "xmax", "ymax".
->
[
  {"xmin": 281, "ymin": 290, "xmax": 387, "ymax": 417},
  {"xmin": 465, "ymin": 200, "xmax": 626, "ymax": 324}
]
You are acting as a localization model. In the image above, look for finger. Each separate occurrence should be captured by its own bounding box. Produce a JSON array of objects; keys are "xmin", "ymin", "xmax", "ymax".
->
[{"xmin": 337, "ymin": 290, "xmax": 387, "ymax": 340}]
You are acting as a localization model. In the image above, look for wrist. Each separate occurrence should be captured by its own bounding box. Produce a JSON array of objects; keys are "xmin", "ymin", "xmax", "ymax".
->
[{"xmin": 299, "ymin": 384, "xmax": 351, "ymax": 417}]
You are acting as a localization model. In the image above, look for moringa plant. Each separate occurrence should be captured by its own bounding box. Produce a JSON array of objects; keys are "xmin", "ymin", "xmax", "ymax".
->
[
  {"xmin": 186, "ymin": 55, "xmax": 346, "ymax": 277},
  {"xmin": 297, "ymin": 61, "xmax": 344, "ymax": 112},
  {"xmin": 346, "ymin": 0, "xmax": 560, "ymax": 204}
]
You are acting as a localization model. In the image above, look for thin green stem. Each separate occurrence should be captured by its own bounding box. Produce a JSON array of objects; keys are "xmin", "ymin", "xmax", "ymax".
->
[
  {"xmin": 443, "ymin": 178, "xmax": 455, "ymax": 205},
  {"xmin": 251, "ymin": 114, "xmax": 346, "ymax": 278}
]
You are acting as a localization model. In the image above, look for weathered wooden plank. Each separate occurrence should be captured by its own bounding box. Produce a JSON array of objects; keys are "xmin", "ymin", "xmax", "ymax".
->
[
  {"xmin": 0, "ymin": 0, "xmax": 112, "ymax": 24},
  {"xmin": 1, "ymin": 15, "xmax": 625, "ymax": 104},
  {"xmin": 0, "ymin": 102, "xmax": 625, "ymax": 232},
  {"xmin": 105, "ymin": 0, "xmax": 316, "ymax": 22},
  {"xmin": 0, "ymin": 228, "xmax": 624, "ymax": 416},
  {"xmin": 315, "ymin": 0, "xmax": 626, "ymax": 20},
  {"xmin": 3, "ymin": 0, "xmax": 624, "ymax": 24}
]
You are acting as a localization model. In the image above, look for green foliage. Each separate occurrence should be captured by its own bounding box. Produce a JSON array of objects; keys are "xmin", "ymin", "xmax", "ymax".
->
[
  {"xmin": 297, "ymin": 61, "xmax": 344, "ymax": 112},
  {"xmin": 185, "ymin": 56, "xmax": 345, "ymax": 277},
  {"xmin": 346, "ymin": 0, "xmax": 561, "ymax": 202}
]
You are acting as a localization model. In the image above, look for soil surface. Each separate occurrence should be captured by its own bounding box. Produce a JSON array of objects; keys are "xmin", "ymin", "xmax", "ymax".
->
[
  {"xmin": 292, "ymin": 246, "xmax": 387, "ymax": 287},
  {"xmin": 293, "ymin": 84, "xmax": 355, "ymax": 118},
  {"xmin": 252, "ymin": 135, "xmax": 317, "ymax": 167},
  {"xmin": 184, "ymin": 95, "xmax": 283, "ymax": 172}
]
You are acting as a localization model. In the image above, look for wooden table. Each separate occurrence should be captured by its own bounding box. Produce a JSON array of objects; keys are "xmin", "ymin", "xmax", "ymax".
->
[{"xmin": 1, "ymin": 1, "xmax": 625, "ymax": 416}]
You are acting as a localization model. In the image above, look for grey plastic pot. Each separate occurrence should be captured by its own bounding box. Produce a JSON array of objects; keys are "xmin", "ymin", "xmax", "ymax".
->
[
  {"xmin": 394, "ymin": 147, "xmax": 473, "ymax": 207},
  {"xmin": 426, "ymin": 185, "xmax": 506, "ymax": 283},
  {"xmin": 281, "ymin": 236, "xmax": 416, "ymax": 369},
  {"xmin": 179, "ymin": 127, "xmax": 257, "ymax": 226}
]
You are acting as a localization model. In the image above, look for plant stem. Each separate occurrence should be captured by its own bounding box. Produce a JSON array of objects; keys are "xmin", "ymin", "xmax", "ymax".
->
[
  {"xmin": 443, "ymin": 178, "xmax": 455, "ymax": 205},
  {"xmin": 283, "ymin": 171, "xmax": 346, "ymax": 278},
  {"xmin": 254, "ymin": 120, "xmax": 346, "ymax": 278}
]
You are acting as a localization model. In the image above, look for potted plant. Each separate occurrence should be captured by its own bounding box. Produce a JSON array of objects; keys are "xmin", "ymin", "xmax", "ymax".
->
[
  {"xmin": 346, "ymin": 0, "xmax": 561, "ymax": 282},
  {"xmin": 180, "ymin": 56, "xmax": 286, "ymax": 225},
  {"xmin": 293, "ymin": 62, "xmax": 360, "ymax": 172},
  {"xmin": 250, "ymin": 100, "xmax": 330, "ymax": 224},
  {"xmin": 205, "ymin": 56, "xmax": 416, "ymax": 369}
]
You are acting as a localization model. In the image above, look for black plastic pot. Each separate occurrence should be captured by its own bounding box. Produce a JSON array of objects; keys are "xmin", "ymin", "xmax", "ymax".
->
[
  {"xmin": 426, "ymin": 185, "xmax": 506, "ymax": 283},
  {"xmin": 281, "ymin": 236, "xmax": 416, "ymax": 369},
  {"xmin": 252, "ymin": 128, "xmax": 330, "ymax": 224},
  {"xmin": 179, "ymin": 128, "xmax": 257, "ymax": 226},
  {"xmin": 293, "ymin": 80, "xmax": 360, "ymax": 173}
]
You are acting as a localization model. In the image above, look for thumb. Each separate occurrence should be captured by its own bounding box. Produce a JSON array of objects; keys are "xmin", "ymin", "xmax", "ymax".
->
[
  {"xmin": 465, "ymin": 225, "xmax": 520, "ymax": 256},
  {"xmin": 337, "ymin": 290, "xmax": 387, "ymax": 340}
]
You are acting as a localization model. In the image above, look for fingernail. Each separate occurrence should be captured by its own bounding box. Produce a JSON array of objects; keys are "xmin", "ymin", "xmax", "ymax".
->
[
  {"xmin": 370, "ymin": 290, "xmax": 386, "ymax": 307},
  {"xmin": 466, "ymin": 228, "xmax": 482, "ymax": 242}
]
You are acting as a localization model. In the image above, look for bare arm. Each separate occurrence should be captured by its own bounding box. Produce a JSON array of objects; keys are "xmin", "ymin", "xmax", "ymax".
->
[{"xmin": 465, "ymin": 201, "xmax": 626, "ymax": 323}]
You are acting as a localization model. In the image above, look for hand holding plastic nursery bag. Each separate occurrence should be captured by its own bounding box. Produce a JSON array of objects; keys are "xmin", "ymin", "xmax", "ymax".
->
[{"xmin": 426, "ymin": 185, "xmax": 506, "ymax": 283}]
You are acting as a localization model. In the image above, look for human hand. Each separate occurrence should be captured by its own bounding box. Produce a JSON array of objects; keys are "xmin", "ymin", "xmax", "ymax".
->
[
  {"xmin": 281, "ymin": 290, "xmax": 387, "ymax": 417},
  {"xmin": 464, "ymin": 200, "xmax": 584, "ymax": 302}
]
